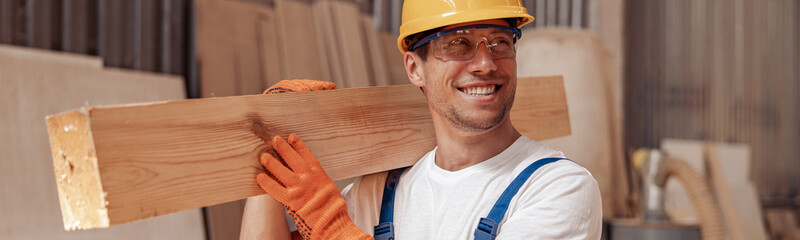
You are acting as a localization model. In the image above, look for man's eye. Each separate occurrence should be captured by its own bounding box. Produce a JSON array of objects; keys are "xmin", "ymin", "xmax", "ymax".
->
[
  {"xmin": 448, "ymin": 38, "xmax": 470, "ymax": 47},
  {"xmin": 491, "ymin": 38, "xmax": 511, "ymax": 47}
]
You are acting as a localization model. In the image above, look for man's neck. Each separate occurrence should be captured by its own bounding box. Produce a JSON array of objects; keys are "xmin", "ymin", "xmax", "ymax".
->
[{"xmin": 432, "ymin": 118, "xmax": 521, "ymax": 171}]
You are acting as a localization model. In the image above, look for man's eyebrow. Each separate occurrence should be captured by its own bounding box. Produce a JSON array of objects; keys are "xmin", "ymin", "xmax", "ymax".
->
[{"xmin": 490, "ymin": 28, "xmax": 510, "ymax": 34}]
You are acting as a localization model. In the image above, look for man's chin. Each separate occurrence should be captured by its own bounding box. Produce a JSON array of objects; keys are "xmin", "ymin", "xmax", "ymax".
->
[{"xmin": 447, "ymin": 112, "xmax": 508, "ymax": 132}]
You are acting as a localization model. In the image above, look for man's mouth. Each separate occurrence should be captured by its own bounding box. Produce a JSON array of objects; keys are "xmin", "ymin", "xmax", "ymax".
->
[{"xmin": 458, "ymin": 84, "xmax": 501, "ymax": 96}]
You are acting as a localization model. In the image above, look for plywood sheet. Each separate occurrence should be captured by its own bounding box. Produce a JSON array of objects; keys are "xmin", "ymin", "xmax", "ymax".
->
[
  {"xmin": 516, "ymin": 28, "xmax": 624, "ymax": 218},
  {"xmin": 0, "ymin": 47, "xmax": 203, "ymax": 239}
]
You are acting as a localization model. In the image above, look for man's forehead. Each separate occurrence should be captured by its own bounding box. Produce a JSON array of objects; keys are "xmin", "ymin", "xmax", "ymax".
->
[{"xmin": 441, "ymin": 19, "xmax": 510, "ymax": 31}]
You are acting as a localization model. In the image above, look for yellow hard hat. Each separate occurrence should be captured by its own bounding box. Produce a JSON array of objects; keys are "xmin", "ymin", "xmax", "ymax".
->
[{"xmin": 397, "ymin": 0, "xmax": 535, "ymax": 54}]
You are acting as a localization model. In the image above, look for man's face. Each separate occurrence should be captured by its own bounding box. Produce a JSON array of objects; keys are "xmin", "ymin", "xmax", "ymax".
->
[{"xmin": 407, "ymin": 19, "xmax": 517, "ymax": 132}]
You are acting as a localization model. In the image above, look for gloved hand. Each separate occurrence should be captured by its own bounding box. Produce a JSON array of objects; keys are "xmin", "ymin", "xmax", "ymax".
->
[
  {"xmin": 263, "ymin": 79, "xmax": 337, "ymax": 94},
  {"xmin": 257, "ymin": 134, "xmax": 371, "ymax": 240}
]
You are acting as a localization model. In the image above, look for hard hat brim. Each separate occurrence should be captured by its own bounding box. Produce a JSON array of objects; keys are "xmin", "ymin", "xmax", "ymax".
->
[{"xmin": 397, "ymin": 6, "xmax": 534, "ymax": 54}]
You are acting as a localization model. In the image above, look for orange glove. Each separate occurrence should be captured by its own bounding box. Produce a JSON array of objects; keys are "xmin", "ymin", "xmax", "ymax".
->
[
  {"xmin": 263, "ymin": 79, "xmax": 337, "ymax": 94},
  {"xmin": 257, "ymin": 134, "xmax": 371, "ymax": 240}
]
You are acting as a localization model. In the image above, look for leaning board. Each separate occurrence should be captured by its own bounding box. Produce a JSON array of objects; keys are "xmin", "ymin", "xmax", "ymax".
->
[
  {"xmin": 0, "ymin": 45, "xmax": 204, "ymax": 239},
  {"xmin": 46, "ymin": 76, "xmax": 570, "ymax": 230}
]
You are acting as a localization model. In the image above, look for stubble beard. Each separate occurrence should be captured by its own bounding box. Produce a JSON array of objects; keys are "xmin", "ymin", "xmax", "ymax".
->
[{"xmin": 434, "ymin": 89, "xmax": 515, "ymax": 133}]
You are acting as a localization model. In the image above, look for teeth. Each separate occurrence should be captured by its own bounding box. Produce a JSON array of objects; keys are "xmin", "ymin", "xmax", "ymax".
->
[{"xmin": 462, "ymin": 85, "xmax": 496, "ymax": 96}]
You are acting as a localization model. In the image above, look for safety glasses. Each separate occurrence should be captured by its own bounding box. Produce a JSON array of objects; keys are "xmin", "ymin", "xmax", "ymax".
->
[{"xmin": 409, "ymin": 25, "xmax": 522, "ymax": 62}]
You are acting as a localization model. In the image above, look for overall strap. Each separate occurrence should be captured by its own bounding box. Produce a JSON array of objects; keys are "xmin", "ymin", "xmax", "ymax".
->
[
  {"xmin": 374, "ymin": 167, "xmax": 408, "ymax": 240},
  {"xmin": 473, "ymin": 157, "xmax": 568, "ymax": 240}
]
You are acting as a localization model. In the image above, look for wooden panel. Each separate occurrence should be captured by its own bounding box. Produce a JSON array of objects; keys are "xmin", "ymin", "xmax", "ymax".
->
[
  {"xmin": 329, "ymin": 0, "xmax": 371, "ymax": 87},
  {"xmin": 379, "ymin": 32, "xmax": 407, "ymax": 85},
  {"xmin": 195, "ymin": 0, "xmax": 272, "ymax": 97},
  {"xmin": 45, "ymin": 76, "xmax": 570, "ymax": 229},
  {"xmin": 516, "ymin": 29, "xmax": 624, "ymax": 218},
  {"xmin": 312, "ymin": 0, "xmax": 345, "ymax": 87},
  {"xmin": 361, "ymin": 15, "xmax": 391, "ymax": 86},
  {"xmin": 706, "ymin": 142, "xmax": 769, "ymax": 240},
  {"xmin": 274, "ymin": 0, "xmax": 323, "ymax": 80},
  {"xmin": 258, "ymin": 18, "xmax": 281, "ymax": 88},
  {"xmin": 0, "ymin": 46, "xmax": 203, "ymax": 239},
  {"xmin": 0, "ymin": 43, "xmax": 102, "ymax": 68}
]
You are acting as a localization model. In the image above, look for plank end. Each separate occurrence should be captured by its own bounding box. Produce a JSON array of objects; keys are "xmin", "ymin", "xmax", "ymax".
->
[
  {"xmin": 512, "ymin": 76, "xmax": 572, "ymax": 140},
  {"xmin": 46, "ymin": 108, "xmax": 110, "ymax": 230}
]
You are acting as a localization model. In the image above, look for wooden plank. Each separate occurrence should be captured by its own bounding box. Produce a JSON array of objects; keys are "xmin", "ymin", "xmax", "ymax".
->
[
  {"xmin": 362, "ymin": 15, "xmax": 391, "ymax": 86},
  {"xmin": 0, "ymin": 46, "xmax": 203, "ymax": 239},
  {"xmin": 275, "ymin": 0, "xmax": 323, "ymax": 80},
  {"xmin": 379, "ymin": 32, "xmax": 407, "ymax": 85},
  {"xmin": 258, "ymin": 17, "xmax": 281, "ymax": 88},
  {"xmin": 195, "ymin": 0, "xmax": 271, "ymax": 97},
  {"xmin": 0, "ymin": 43, "xmax": 102, "ymax": 68},
  {"xmin": 45, "ymin": 76, "xmax": 570, "ymax": 229},
  {"xmin": 312, "ymin": 0, "xmax": 345, "ymax": 87},
  {"xmin": 330, "ymin": 0, "xmax": 371, "ymax": 87},
  {"xmin": 705, "ymin": 142, "xmax": 769, "ymax": 240}
]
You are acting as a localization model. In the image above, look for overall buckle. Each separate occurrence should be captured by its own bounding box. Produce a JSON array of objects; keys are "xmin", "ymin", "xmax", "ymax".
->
[
  {"xmin": 473, "ymin": 217, "xmax": 498, "ymax": 240},
  {"xmin": 373, "ymin": 222, "xmax": 395, "ymax": 240}
]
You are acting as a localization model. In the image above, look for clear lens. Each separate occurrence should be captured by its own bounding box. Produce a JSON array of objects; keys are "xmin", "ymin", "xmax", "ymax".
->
[{"xmin": 433, "ymin": 28, "xmax": 517, "ymax": 61}]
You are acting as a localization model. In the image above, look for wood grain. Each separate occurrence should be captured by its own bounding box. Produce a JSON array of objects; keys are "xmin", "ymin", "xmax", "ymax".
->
[{"xmin": 46, "ymin": 76, "xmax": 570, "ymax": 229}]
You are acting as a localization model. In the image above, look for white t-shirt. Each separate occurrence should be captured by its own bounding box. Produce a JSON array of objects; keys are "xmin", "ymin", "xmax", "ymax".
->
[{"xmin": 342, "ymin": 136, "xmax": 602, "ymax": 239}]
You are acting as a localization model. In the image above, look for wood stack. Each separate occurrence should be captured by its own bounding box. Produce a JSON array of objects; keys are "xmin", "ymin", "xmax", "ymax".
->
[
  {"xmin": 194, "ymin": 0, "xmax": 407, "ymax": 98},
  {"xmin": 0, "ymin": 44, "xmax": 205, "ymax": 239}
]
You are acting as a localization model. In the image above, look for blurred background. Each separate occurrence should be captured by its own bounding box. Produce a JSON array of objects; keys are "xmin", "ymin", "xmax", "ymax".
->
[{"xmin": 1, "ymin": 0, "xmax": 797, "ymax": 239}]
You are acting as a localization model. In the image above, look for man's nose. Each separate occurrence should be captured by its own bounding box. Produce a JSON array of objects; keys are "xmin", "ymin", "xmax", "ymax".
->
[{"xmin": 466, "ymin": 41, "xmax": 497, "ymax": 75}]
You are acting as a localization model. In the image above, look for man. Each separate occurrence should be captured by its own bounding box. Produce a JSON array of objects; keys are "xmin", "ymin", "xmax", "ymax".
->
[{"xmin": 241, "ymin": 0, "xmax": 602, "ymax": 239}]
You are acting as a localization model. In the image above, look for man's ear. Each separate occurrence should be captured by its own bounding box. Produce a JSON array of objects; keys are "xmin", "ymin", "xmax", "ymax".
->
[{"xmin": 404, "ymin": 51, "xmax": 425, "ymax": 87}]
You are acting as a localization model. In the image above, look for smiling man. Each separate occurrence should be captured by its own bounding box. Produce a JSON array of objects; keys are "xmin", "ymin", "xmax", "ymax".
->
[{"xmin": 241, "ymin": 1, "xmax": 602, "ymax": 239}]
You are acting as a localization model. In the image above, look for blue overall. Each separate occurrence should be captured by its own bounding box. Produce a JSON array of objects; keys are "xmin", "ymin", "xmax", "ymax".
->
[{"xmin": 373, "ymin": 157, "xmax": 568, "ymax": 240}]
